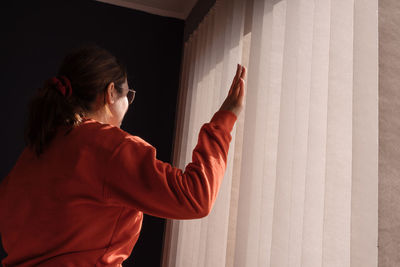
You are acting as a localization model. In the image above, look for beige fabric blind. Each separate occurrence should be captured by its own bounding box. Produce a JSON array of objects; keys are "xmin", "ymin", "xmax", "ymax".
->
[{"xmin": 163, "ymin": 0, "xmax": 378, "ymax": 266}]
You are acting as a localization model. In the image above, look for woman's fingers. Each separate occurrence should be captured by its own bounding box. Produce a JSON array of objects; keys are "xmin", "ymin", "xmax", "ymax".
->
[
  {"xmin": 240, "ymin": 65, "xmax": 246, "ymax": 79},
  {"xmin": 219, "ymin": 64, "xmax": 247, "ymax": 117},
  {"xmin": 235, "ymin": 65, "xmax": 245, "ymax": 97},
  {"xmin": 230, "ymin": 64, "xmax": 242, "ymax": 93},
  {"xmin": 238, "ymin": 66, "xmax": 246, "ymax": 97}
]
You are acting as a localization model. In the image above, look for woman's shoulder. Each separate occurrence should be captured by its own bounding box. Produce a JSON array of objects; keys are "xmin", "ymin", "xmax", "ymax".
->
[{"xmin": 63, "ymin": 119, "xmax": 134, "ymax": 152}]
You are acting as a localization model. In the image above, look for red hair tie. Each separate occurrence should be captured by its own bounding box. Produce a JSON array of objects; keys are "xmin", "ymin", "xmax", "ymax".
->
[{"xmin": 47, "ymin": 75, "xmax": 73, "ymax": 98}]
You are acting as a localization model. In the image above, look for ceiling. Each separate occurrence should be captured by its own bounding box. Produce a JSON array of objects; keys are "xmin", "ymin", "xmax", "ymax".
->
[{"xmin": 95, "ymin": 0, "xmax": 198, "ymax": 20}]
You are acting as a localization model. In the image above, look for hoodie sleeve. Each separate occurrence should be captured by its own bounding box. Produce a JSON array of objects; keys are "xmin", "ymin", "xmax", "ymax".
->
[{"xmin": 103, "ymin": 110, "xmax": 237, "ymax": 219}]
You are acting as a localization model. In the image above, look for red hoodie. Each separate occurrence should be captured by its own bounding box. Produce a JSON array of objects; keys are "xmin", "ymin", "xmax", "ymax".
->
[{"xmin": 0, "ymin": 110, "xmax": 237, "ymax": 266}]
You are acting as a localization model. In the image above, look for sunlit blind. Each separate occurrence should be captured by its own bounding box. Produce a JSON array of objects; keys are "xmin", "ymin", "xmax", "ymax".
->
[{"xmin": 163, "ymin": 0, "xmax": 378, "ymax": 266}]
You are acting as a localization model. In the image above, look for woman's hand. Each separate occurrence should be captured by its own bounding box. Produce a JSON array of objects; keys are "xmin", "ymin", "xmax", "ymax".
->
[{"xmin": 218, "ymin": 64, "xmax": 246, "ymax": 117}]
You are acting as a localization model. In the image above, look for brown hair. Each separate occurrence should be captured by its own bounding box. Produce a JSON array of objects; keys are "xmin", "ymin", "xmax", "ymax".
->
[{"xmin": 24, "ymin": 43, "xmax": 128, "ymax": 157}]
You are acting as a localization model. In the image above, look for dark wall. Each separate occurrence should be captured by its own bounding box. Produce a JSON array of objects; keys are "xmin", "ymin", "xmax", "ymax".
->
[{"xmin": 0, "ymin": 0, "xmax": 184, "ymax": 266}]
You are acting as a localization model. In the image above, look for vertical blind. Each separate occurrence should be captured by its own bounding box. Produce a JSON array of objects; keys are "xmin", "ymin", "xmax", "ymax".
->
[{"xmin": 163, "ymin": 0, "xmax": 378, "ymax": 266}]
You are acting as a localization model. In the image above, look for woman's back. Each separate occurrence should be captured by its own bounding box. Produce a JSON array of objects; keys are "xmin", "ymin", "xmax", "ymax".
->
[{"xmin": 0, "ymin": 118, "xmax": 139, "ymax": 266}]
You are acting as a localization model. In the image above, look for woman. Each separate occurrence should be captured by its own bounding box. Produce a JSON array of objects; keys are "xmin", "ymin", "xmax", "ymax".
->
[{"xmin": 0, "ymin": 44, "xmax": 246, "ymax": 266}]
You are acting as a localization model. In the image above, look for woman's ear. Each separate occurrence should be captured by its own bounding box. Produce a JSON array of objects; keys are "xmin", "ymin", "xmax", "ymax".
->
[{"xmin": 105, "ymin": 82, "xmax": 116, "ymax": 104}]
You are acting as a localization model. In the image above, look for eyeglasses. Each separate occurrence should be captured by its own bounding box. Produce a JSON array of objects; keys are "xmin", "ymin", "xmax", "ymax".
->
[
  {"xmin": 126, "ymin": 88, "xmax": 136, "ymax": 104},
  {"xmin": 115, "ymin": 86, "xmax": 136, "ymax": 104}
]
